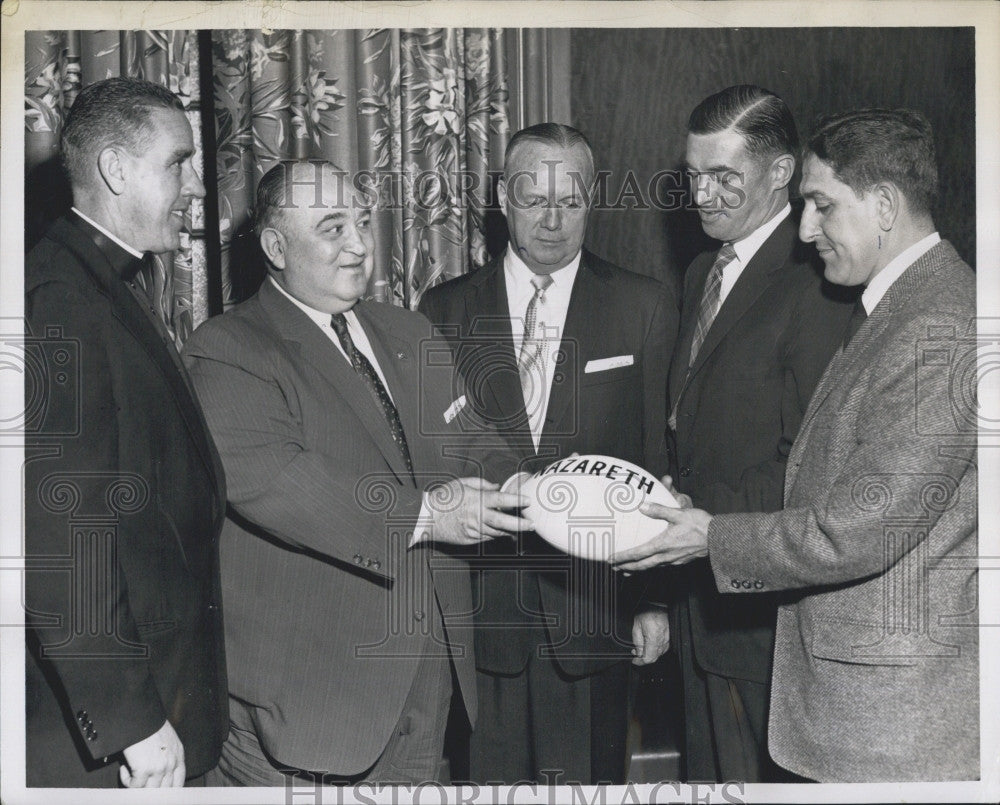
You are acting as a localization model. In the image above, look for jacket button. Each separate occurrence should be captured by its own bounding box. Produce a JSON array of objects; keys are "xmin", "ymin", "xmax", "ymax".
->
[
  {"xmin": 414, "ymin": 610, "xmax": 425, "ymax": 622},
  {"xmin": 372, "ymin": 560, "xmax": 382, "ymax": 570},
  {"xmin": 77, "ymin": 710, "xmax": 87, "ymax": 723},
  {"xmin": 366, "ymin": 558, "xmax": 374, "ymax": 568},
  {"xmin": 680, "ymin": 466, "xmax": 692, "ymax": 477},
  {"xmin": 742, "ymin": 580, "xmax": 752, "ymax": 589},
  {"xmin": 754, "ymin": 580, "xmax": 765, "ymax": 590},
  {"xmin": 730, "ymin": 579, "xmax": 740, "ymax": 589},
  {"xmin": 353, "ymin": 554, "xmax": 364, "ymax": 564},
  {"xmin": 87, "ymin": 730, "xmax": 98, "ymax": 741}
]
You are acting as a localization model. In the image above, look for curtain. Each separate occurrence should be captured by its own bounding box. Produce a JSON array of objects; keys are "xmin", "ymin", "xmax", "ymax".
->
[
  {"xmin": 25, "ymin": 28, "xmax": 566, "ymax": 335},
  {"xmin": 212, "ymin": 28, "xmax": 510, "ymax": 310},
  {"xmin": 25, "ymin": 30, "xmax": 210, "ymax": 345}
]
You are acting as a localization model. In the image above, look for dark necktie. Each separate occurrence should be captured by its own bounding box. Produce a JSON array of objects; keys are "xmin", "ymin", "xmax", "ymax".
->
[
  {"xmin": 330, "ymin": 313, "xmax": 413, "ymax": 477},
  {"xmin": 843, "ymin": 298, "xmax": 868, "ymax": 347}
]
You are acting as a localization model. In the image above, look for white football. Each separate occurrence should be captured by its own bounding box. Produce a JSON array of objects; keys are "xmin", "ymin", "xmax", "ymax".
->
[{"xmin": 506, "ymin": 454, "xmax": 678, "ymax": 562}]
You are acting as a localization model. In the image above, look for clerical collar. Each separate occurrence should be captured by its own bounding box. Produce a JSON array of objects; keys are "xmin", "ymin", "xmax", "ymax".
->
[{"xmin": 70, "ymin": 207, "xmax": 146, "ymax": 279}]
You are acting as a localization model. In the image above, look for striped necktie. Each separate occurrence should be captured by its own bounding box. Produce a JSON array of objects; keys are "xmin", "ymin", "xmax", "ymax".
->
[{"xmin": 518, "ymin": 274, "xmax": 554, "ymax": 439}]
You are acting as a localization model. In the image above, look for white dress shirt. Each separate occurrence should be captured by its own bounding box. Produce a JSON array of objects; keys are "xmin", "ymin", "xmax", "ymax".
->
[
  {"xmin": 861, "ymin": 232, "xmax": 941, "ymax": 314},
  {"xmin": 721, "ymin": 203, "xmax": 792, "ymax": 305},
  {"xmin": 504, "ymin": 248, "xmax": 581, "ymax": 449}
]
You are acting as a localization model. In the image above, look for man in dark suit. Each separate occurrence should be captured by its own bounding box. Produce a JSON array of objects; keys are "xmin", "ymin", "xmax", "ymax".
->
[
  {"xmin": 659, "ymin": 86, "xmax": 854, "ymax": 782},
  {"xmin": 613, "ymin": 108, "xmax": 978, "ymax": 783},
  {"xmin": 24, "ymin": 77, "xmax": 228, "ymax": 787},
  {"xmin": 183, "ymin": 160, "xmax": 530, "ymax": 785},
  {"xmin": 419, "ymin": 123, "xmax": 677, "ymax": 785}
]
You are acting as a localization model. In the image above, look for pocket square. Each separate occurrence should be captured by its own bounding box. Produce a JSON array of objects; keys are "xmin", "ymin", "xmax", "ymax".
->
[
  {"xmin": 444, "ymin": 395, "xmax": 467, "ymax": 423},
  {"xmin": 584, "ymin": 355, "xmax": 634, "ymax": 373}
]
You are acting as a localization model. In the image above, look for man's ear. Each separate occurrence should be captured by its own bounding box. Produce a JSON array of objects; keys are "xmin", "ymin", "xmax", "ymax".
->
[
  {"xmin": 97, "ymin": 147, "xmax": 127, "ymax": 195},
  {"xmin": 874, "ymin": 182, "xmax": 901, "ymax": 231},
  {"xmin": 497, "ymin": 178, "xmax": 508, "ymax": 213},
  {"xmin": 769, "ymin": 153, "xmax": 795, "ymax": 192},
  {"xmin": 259, "ymin": 227, "xmax": 287, "ymax": 270}
]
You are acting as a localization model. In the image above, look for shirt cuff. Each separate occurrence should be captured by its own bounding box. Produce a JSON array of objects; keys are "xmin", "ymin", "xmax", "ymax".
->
[{"xmin": 410, "ymin": 494, "xmax": 435, "ymax": 547}]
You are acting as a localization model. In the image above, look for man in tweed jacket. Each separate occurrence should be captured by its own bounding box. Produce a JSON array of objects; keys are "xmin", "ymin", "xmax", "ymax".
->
[{"xmin": 612, "ymin": 109, "xmax": 978, "ymax": 782}]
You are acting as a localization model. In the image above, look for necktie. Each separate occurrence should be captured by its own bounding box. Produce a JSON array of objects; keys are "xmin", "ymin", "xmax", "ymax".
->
[
  {"xmin": 518, "ymin": 274, "xmax": 554, "ymax": 438},
  {"xmin": 669, "ymin": 243, "xmax": 736, "ymax": 430},
  {"xmin": 688, "ymin": 242, "xmax": 736, "ymax": 368},
  {"xmin": 330, "ymin": 313, "xmax": 413, "ymax": 477},
  {"xmin": 843, "ymin": 298, "xmax": 868, "ymax": 347}
]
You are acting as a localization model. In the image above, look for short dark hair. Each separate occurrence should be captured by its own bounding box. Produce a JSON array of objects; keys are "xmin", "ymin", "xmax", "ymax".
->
[
  {"xmin": 688, "ymin": 84, "xmax": 799, "ymax": 162},
  {"xmin": 61, "ymin": 77, "xmax": 184, "ymax": 189},
  {"xmin": 504, "ymin": 122, "xmax": 595, "ymax": 184},
  {"xmin": 805, "ymin": 108, "xmax": 938, "ymax": 215},
  {"xmin": 253, "ymin": 159, "xmax": 350, "ymax": 236}
]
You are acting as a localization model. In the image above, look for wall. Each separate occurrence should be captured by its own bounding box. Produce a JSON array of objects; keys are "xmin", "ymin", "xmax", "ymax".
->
[{"xmin": 570, "ymin": 27, "xmax": 976, "ymax": 292}]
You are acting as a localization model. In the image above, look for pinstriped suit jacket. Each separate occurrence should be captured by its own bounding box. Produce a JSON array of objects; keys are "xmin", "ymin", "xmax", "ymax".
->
[
  {"xmin": 707, "ymin": 241, "xmax": 978, "ymax": 781},
  {"xmin": 183, "ymin": 279, "xmax": 512, "ymax": 775}
]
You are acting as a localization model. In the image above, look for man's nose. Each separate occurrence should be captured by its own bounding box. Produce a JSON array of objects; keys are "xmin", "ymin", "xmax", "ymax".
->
[
  {"xmin": 183, "ymin": 163, "xmax": 206, "ymax": 200},
  {"xmin": 541, "ymin": 205, "xmax": 561, "ymax": 229},
  {"xmin": 799, "ymin": 205, "xmax": 819, "ymax": 242}
]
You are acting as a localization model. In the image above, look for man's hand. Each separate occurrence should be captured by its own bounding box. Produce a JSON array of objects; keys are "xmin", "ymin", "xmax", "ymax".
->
[
  {"xmin": 660, "ymin": 475, "xmax": 693, "ymax": 509},
  {"xmin": 609, "ymin": 503, "xmax": 712, "ymax": 572},
  {"xmin": 425, "ymin": 476, "xmax": 533, "ymax": 545},
  {"xmin": 119, "ymin": 719, "xmax": 185, "ymax": 788},
  {"xmin": 631, "ymin": 608, "xmax": 671, "ymax": 665}
]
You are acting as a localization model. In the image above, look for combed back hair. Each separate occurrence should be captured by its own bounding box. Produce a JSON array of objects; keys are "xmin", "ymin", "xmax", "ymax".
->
[
  {"xmin": 504, "ymin": 122, "xmax": 595, "ymax": 184},
  {"xmin": 688, "ymin": 84, "xmax": 799, "ymax": 163},
  {"xmin": 805, "ymin": 108, "xmax": 938, "ymax": 216},
  {"xmin": 61, "ymin": 77, "xmax": 184, "ymax": 189},
  {"xmin": 253, "ymin": 159, "xmax": 348, "ymax": 236}
]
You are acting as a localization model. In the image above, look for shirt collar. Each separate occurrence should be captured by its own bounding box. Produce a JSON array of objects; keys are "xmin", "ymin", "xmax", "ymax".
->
[
  {"xmin": 71, "ymin": 206, "xmax": 144, "ymax": 260},
  {"xmin": 269, "ymin": 275, "xmax": 357, "ymax": 330},
  {"xmin": 504, "ymin": 247, "xmax": 582, "ymax": 291},
  {"xmin": 861, "ymin": 232, "xmax": 941, "ymax": 314},
  {"xmin": 730, "ymin": 203, "xmax": 791, "ymax": 267}
]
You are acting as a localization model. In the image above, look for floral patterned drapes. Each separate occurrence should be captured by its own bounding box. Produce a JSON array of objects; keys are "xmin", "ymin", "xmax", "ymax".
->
[
  {"xmin": 25, "ymin": 28, "xmax": 511, "ymax": 329},
  {"xmin": 213, "ymin": 28, "xmax": 509, "ymax": 309},
  {"xmin": 24, "ymin": 29, "xmax": 209, "ymax": 344}
]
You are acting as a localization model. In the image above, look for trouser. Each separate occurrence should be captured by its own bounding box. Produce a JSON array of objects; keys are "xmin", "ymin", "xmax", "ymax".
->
[
  {"xmin": 676, "ymin": 600, "xmax": 793, "ymax": 783},
  {"xmin": 465, "ymin": 653, "xmax": 630, "ymax": 785}
]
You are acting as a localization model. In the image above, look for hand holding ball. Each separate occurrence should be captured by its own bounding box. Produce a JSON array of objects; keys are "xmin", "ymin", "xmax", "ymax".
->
[{"xmin": 503, "ymin": 455, "xmax": 678, "ymax": 562}]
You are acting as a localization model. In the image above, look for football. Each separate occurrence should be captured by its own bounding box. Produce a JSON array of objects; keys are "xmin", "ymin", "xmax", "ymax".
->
[{"xmin": 506, "ymin": 454, "xmax": 679, "ymax": 561}]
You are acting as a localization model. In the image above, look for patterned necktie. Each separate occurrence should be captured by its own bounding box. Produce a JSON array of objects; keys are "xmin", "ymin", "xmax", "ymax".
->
[
  {"xmin": 330, "ymin": 313, "xmax": 413, "ymax": 477},
  {"xmin": 843, "ymin": 298, "xmax": 868, "ymax": 347},
  {"xmin": 688, "ymin": 242, "xmax": 737, "ymax": 367},
  {"xmin": 669, "ymin": 243, "xmax": 737, "ymax": 430},
  {"xmin": 518, "ymin": 274, "xmax": 554, "ymax": 427}
]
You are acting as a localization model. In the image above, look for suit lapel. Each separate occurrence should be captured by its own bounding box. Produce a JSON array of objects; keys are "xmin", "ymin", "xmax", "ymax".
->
[
  {"xmin": 795, "ymin": 241, "xmax": 957, "ymax": 440},
  {"xmin": 464, "ymin": 258, "xmax": 533, "ymax": 457},
  {"xmin": 541, "ymin": 253, "xmax": 603, "ymax": 442},
  {"xmin": 688, "ymin": 218, "xmax": 796, "ymax": 379},
  {"xmin": 50, "ymin": 218, "xmax": 223, "ymax": 495},
  {"xmin": 258, "ymin": 283, "xmax": 411, "ymax": 483},
  {"xmin": 354, "ymin": 301, "xmax": 423, "ymax": 483},
  {"xmin": 668, "ymin": 256, "xmax": 709, "ymax": 411}
]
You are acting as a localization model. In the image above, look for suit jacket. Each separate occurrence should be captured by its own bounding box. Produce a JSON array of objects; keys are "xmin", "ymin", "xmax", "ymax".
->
[
  {"xmin": 668, "ymin": 213, "xmax": 856, "ymax": 684},
  {"xmin": 419, "ymin": 248, "xmax": 677, "ymax": 676},
  {"xmin": 182, "ymin": 279, "xmax": 509, "ymax": 774},
  {"xmin": 24, "ymin": 215, "xmax": 228, "ymax": 786},
  {"xmin": 708, "ymin": 241, "xmax": 978, "ymax": 781}
]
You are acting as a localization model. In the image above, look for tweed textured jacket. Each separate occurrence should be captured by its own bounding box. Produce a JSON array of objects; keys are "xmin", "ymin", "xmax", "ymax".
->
[{"xmin": 708, "ymin": 240, "xmax": 978, "ymax": 781}]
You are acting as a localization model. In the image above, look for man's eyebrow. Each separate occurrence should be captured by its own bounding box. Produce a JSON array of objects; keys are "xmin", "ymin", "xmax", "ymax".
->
[
  {"xmin": 315, "ymin": 211, "xmax": 348, "ymax": 228},
  {"xmin": 167, "ymin": 147, "xmax": 194, "ymax": 162}
]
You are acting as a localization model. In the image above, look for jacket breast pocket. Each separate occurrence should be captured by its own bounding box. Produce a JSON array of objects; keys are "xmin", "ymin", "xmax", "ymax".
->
[
  {"xmin": 580, "ymin": 363, "xmax": 640, "ymax": 388},
  {"xmin": 809, "ymin": 618, "xmax": 918, "ymax": 667}
]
